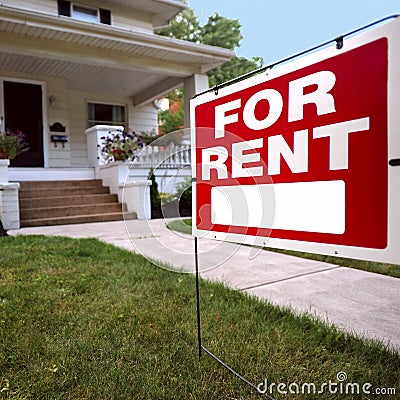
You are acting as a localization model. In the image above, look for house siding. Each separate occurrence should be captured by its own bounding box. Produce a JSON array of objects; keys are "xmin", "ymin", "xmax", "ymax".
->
[
  {"xmin": 68, "ymin": 90, "xmax": 158, "ymax": 167},
  {"xmin": 1, "ymin": 0, "xmax": 154, "ymax": 32},
  {"xmin": 131, "ymin": 105, "xmax": 159, "ymax": 134},
  {"xmin": 47, "ymin": 77, "xmax": 71, "ymax": 167},
  {"xmin": 0, "ymin": 68, "xmax": 159, "ymax": 168},
  {"xmin": 2, "ymin": 0, "xmax": 56, "ymax": 15}
]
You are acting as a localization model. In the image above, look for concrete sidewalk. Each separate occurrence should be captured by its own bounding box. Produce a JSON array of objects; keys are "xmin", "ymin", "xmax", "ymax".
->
[{"xmin": 10, "ymin": 219, "xmax": 400, "ymax": 351}]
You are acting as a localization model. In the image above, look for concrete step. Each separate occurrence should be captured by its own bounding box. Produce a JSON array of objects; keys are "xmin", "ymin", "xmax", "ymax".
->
[
  {"xmin": 19, "ymin": 193, "xmax": 119, "ymax": 209},
  {"xmin": 20, "ymin": 203, "xmax": 124, "ymax": 220},
  {"xmin": 19, "ymin": 186, "xmax": 110, "ymax": 198},
  {"xmin": 20, "ymin": 212, "xmax": 137, "ymax": 228},
  {"xmin": 18, "ymin": 179, "xmax": 136, "ymax": 228},
  {"xmin": 18, "ymin": 180, "xmax": 104, "ymax": 190}
]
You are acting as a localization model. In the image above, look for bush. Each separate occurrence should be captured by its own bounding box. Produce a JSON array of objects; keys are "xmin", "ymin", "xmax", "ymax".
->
[
  {"xmin": 0, "ymin": 129, "xmax": 29, "ymax": 160},
  {"xmin": 148, "ymin": 168, "xmax": 161, "ymax": 218},
  {"xmin": 174, "ymin": 177, "xmax": 192, "ymax": 213},
  {"xmin": 98, "ymin": 130, "xmax": 143, "ymax": 162}
]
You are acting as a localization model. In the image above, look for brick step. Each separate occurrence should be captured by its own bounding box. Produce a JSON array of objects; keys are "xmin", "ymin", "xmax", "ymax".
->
[
  {"xmin": 20, "ymin": 203, "xmax": 124, "ymax": 220},
  {"xmin": 18, "ymin": 179, "xmax": 104, "ymax": 190},
  {"xmin": 19, "ymin": 186, "xmax": 110, "ymax": 198},
  {"xmin": 20, "ymin": 212, "xmax": 137, "ymax": 228},
  {"xmin": 19, "ymin": 193, "xmax": 119, "ymax": 209}
]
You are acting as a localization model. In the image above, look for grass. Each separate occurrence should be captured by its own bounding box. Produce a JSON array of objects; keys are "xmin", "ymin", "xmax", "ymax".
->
[
  {"xmin": 166, "ymin": 218, "xmax": 192, "ymax": 235},
  {"xmin": 167, "ymin": 218, "xmax": 400, "ymax": 279},
  {"xmin": 0, "ymin": 235, "xmax": 399, "ymax": 399}
]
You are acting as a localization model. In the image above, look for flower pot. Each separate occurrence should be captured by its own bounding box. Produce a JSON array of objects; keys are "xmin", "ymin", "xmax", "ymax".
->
[{"xmin": 0, "ymin": 159, "xmax": 10, "ymax": 183}]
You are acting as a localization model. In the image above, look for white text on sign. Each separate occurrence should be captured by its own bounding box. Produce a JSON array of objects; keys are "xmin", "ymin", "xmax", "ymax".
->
[{"xmin": 201, "ymin": 70, "xmax": 370, "ymax": 180}]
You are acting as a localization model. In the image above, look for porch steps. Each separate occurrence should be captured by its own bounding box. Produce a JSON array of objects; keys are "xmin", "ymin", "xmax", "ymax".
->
[{"xmin": 18, "ymin": 180, "xmax": 136, "ymax": 227}]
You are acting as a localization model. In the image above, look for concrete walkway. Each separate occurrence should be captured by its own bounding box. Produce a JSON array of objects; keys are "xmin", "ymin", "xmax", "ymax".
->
[{"xmin": 9, "ymin": 219, "xmax": 400, "ymax": 351}]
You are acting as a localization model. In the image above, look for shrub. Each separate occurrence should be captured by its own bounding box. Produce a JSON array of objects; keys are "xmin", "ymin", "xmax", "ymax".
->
[
  {"xmin": 0, "ymin": 129, "xmax": 29, "ymax": 160},
  {"xmin": 98, "ymin": 130, "xmax": 143, "ymax": 162}
]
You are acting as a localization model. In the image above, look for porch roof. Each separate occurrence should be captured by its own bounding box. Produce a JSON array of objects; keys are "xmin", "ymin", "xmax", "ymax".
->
[
  {"xmin": 107, "ymin": 0, "xmax": 187, "ymax": 27},
  {"xmin": 0, "ymin": 5, "xmax": 234, "ymax": 105}
]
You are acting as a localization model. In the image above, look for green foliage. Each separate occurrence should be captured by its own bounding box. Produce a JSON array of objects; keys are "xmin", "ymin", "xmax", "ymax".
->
[
  {"xmin": 200, "ymin": 12, "xmax": 243, "ymax": 49},
  {"xmin": 98, "ymin": 130, "xmax": 142, "ymax": 162},
  {"xmin": 158, "ymin": 89, "xmax": 184, "ymax": 135},
  {"xmin": 0, "ymin": 129, "xmax": 29, "ymax": 160},
  {"xmin": 137, "ymin": 129, "xmax": 158, "ymax": 146},
  {"xmin": 156, "ymin": 7, "xmax": 201, "ymax": 42},
  {"xmin": 148, "ymin": 168, "xmax": 161, "ymax": 218},
  {"xmin": 265, "ymin": 247, "xmax": 400, "ymax": 279},
  {"xmin": 208, "ymin": 55, "xmax": 264, "ymax": 87},
  {"xmin": 139, "ymin": 129, "xmax": 182, "ymax": 146},
  {"xmin": 166, "ymin": 218, "xmax": 192, "ymax": 235},
  {"xmin": 174, "ymin": 176, "xmax": 192, "ymax": 210},
  {"xmin": 0, "ymin": 235, "xmax": 399, "ymax": 399},
  {"xmin": 158, "ymin": 108, "xmax": 184, "ymax": 135},
  {"xmin": 156, "ymin": 6, "xmax": 263, "ymax": 131}
]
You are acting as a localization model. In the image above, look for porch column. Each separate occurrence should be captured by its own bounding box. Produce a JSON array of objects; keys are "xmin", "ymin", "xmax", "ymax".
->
[
  {"xmin": 0, "ymin": 183, "xmax": 20, "ymax": 230},
  {"xmin": 85, "ymin": 125, "xmax": 124, "ymax": 168},
  {"xmin": 183, "ymin": 74, "xmax": 209, "ymax": 129}
]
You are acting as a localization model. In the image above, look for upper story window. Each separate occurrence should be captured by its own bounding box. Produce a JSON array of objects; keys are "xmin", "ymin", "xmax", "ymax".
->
[
  {"xmin": 73, "ymin": 5, "xmax": 98, "ymax": 23},
  {"xmin": 58, "ymin": 1, "xmax": 111, "ymax": 25}
]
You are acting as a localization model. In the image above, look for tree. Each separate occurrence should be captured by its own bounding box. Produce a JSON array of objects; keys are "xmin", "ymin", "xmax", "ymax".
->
[
  {"xmin": 156, "ymin": 7, "xmax": 201, "ymax": 42},
  {"xmin": 200, "ymin": 12, "xmax": 242, "ymax": 50},
  {"xmin": 156, "ymin": 6, "xmax": 263, "ymax": 132},
  {"xmin": 158, "ymin": 90, "xmax": 184, "ymax": 135},
  {"xmin": 208, "ymin": 55, "xmax": 263, "ymax": 88}
]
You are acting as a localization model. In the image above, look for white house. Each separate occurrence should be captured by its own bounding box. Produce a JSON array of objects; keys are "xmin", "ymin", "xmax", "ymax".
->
[{"xmin": 0, "ymin": 0, "xmax": 234, "ymax": 228}]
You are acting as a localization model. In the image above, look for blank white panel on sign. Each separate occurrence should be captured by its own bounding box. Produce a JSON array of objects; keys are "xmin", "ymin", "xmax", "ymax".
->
[{"xmin": 211, "ymin": 180, "xmax": 345, "ymax": 234}]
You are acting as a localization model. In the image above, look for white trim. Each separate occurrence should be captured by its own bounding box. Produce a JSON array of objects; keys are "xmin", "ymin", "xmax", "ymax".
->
[
  {"xmin": 0, "ymin": 5, "xmax": 234, "ymax": 67},
  {"xmin": 86, "ymin": 100, "xmax": 128, "ymax": 130},
  {"xmin": 9, "ymin": 167, "xmax": 95, "ymax": 181},
  {"xmin": 0, "ymin": 76, "xmax": 49, "ymax": 168}
]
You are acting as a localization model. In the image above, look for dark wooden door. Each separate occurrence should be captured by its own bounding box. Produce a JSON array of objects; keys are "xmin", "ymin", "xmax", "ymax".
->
[{"xmin": 4, "ymin": 81, "xmax": 44, "ymax": 167}]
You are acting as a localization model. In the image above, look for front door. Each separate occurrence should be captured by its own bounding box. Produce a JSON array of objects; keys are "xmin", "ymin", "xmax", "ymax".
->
[{"xmin": 3, "ymin": 80, "xmax": 44, "ymax": 167}]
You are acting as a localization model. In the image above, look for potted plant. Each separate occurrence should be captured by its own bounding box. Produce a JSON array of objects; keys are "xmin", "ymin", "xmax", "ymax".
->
[
  {"xmin": 98, "ymin": 129, "xmax": 144, "ymax": 163},
  {"xmin": 0, "ymin": 129, "xmax": 29, "ymax": 183}
]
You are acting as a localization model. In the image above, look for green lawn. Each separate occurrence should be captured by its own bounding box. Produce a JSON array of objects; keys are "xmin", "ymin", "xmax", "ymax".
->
[
  {"xmin": 0, "ymin": 235, "xmax": 399, "ymax": 399},
  {"xmin": 167, "ymin": 218, "xmax": 400, "ymax": 279}
]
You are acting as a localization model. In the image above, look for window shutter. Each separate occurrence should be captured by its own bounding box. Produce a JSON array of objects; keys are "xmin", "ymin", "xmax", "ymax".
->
[
  {"xmin": 99, "ymin": 9, "xmax": 111, "ymax": 25},
  {"xmin": 58, "ymin": 0, "xmax": 71, "ymax": 17}
]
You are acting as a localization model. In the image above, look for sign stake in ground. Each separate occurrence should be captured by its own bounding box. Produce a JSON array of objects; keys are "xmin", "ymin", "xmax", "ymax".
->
[{"xmin": 190, "ymin": 15, "xmax": 400, "ymax": 397}]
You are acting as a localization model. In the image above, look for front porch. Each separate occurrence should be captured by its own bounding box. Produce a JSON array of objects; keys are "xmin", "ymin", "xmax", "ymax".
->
[
  {"xmin": 0, "ymin": 3, "xmax": 234, "ymax": 229},
  {"xmin": 2, "ymin": 124, "xmax": 193, "ymax": 229}
]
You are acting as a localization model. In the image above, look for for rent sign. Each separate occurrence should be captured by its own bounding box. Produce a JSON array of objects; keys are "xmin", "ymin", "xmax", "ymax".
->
[{"xmin": 191, "ymin": 18, "xmax": 400, "ymax": 264}]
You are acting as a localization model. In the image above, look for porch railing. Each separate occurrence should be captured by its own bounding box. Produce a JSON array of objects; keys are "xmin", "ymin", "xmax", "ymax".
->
[{"xmin": 133, "ymin": 143, "xmax": 191, "ymax": 169}]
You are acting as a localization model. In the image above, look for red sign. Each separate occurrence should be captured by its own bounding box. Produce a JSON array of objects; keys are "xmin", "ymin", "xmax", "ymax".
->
[{"xmin": 192, "ymin": 18, "xmax": 400, "ymax": 264}]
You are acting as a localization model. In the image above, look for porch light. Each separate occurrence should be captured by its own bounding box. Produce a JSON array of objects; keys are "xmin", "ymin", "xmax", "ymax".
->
[{"xmin": 49, "ymin": 95, "xmax": 56, "ymax": 107}]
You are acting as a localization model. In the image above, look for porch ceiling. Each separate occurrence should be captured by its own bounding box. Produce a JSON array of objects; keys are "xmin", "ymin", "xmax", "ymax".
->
[
  {"xmin": 0, "ymin": 51, "xmax": 173, "ymax": 97},
  {"xmin": 0, "ymin": 5, "xmax": 234, "ymax": 104}
]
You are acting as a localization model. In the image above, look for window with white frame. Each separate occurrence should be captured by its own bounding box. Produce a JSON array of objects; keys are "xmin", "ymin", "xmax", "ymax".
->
[
  {"xmin": 58, "ymin": 1, "xmax": 111, "ymax": 25},
  {"xmin": 87, "ymin": 103, "xmax": 127, "ymax": 129},
  {"xmin": 72, "ymin": 5, "xmax": 98, "ymax": 23}
]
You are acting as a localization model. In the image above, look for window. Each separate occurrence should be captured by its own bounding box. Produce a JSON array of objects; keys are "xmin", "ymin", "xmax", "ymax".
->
[
  {"xmin": 57, "ymin": 1, "xmax": 111, "ymax": 25},
  {"xmin": 72, "ymin": 5, "xmax": 98, "ymax": 23},
  {"xmin": 87, "ymin": 103, "xmax": 127, "ymax": 129}
]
